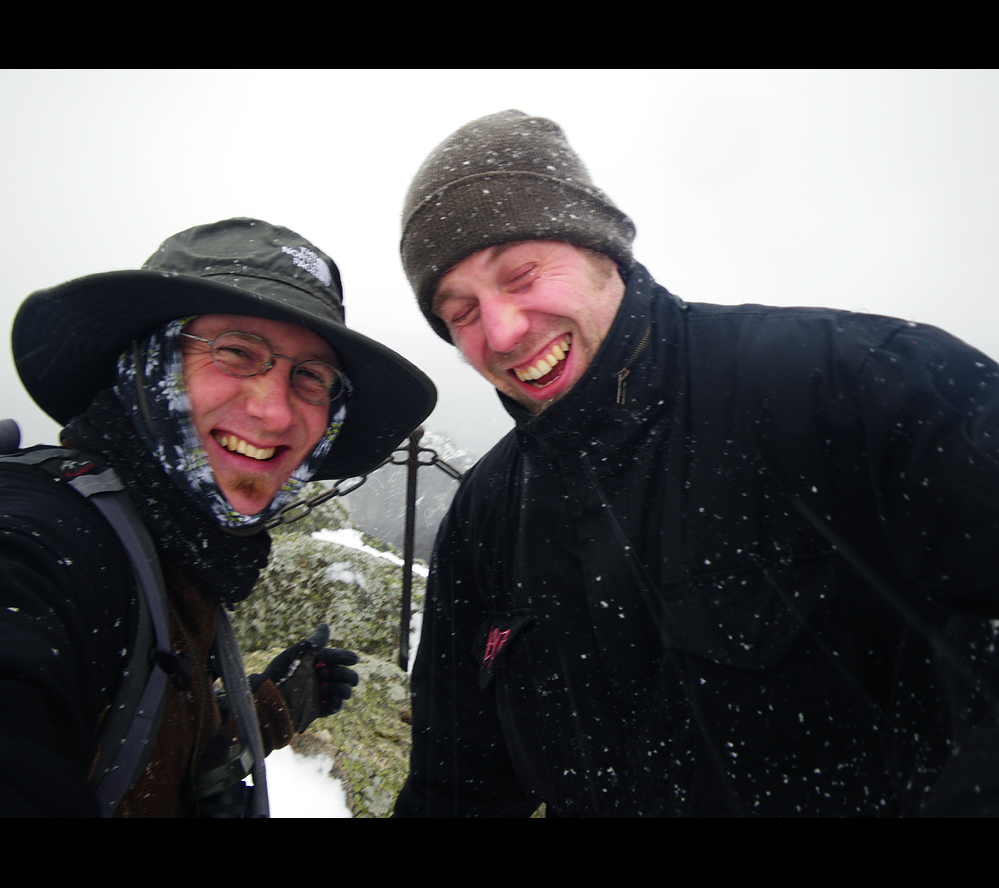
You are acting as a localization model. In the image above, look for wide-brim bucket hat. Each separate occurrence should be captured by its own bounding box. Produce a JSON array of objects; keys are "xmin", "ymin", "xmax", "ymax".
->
[{"xmin": 12, "ymin": 217, "xmax": 437, "ymax": 481}]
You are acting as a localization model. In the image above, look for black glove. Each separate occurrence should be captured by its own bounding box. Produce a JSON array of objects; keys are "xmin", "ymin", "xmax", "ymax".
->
[{"xmin": 254, "ymin": 623, "xmax": 359, "ymax": 733}]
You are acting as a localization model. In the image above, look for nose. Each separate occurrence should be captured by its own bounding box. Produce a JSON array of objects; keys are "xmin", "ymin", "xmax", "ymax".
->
[
  {"xmin": 243, "ymin": 361, "xmax": 296, "ymax": 430},
  {"xmin": 479, "ymin": 293, "xmax": 530, "ymax": 355}
]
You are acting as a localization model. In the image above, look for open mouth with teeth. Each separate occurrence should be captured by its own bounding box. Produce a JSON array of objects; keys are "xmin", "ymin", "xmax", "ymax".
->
[
  {"xmin": 512, "ymin": 335, "xmax": 571, "ymax": 388},
  {"xmin": 213, "ymin": 433, "xmax": 278, "ymax": 461}
]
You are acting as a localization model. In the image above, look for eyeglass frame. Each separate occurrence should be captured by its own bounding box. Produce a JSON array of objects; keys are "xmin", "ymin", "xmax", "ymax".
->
[{"xmin": 179, "ymin": 330, "xmax": 352, "ymax": 405}]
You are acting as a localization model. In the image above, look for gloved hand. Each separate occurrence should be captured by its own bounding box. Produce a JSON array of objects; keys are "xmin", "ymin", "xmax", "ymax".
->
[{"xmin": 255, "ymin": 624, "xmax": 359, "ymax": 733}]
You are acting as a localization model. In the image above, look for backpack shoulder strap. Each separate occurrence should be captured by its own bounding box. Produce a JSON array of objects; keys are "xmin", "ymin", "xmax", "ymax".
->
[
  {"xmin": 81, "ymin": 471, "xmax": 173, "ymax": 816},
  {"xmin": 214, "ymin": 608, "xmax": 270, "ymax": 817},
  {"xmin": 0, "ymin": 445, "xmax": 172, "ymax": 816}
]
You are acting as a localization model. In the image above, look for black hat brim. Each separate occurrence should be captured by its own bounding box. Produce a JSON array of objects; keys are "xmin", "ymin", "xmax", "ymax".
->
[{"xmin": 13, "ymin": 269, "xmax": 437, "ymax": 480}]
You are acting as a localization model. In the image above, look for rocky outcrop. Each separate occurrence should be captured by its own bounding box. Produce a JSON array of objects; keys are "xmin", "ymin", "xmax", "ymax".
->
[{"xmin": 232, "ymin": 483, "xmax": 425, "ymax": 817}]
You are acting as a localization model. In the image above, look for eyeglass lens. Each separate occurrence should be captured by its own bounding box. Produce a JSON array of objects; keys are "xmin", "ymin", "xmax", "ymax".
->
[{"xmin": 209, "ymin": 332, "xmax": 345, "ymax": 403}]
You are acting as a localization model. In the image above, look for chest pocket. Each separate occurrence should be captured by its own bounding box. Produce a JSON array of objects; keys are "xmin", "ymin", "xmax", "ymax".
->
[{"xmin": 663, "ymin": 550, "xmax": 838, "ymax": 670}]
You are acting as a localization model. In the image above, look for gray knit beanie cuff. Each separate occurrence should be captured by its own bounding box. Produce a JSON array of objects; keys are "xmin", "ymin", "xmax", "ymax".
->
[{"xmin": 400, "ymin": 110, "xmax": 636, "ymax": 343}]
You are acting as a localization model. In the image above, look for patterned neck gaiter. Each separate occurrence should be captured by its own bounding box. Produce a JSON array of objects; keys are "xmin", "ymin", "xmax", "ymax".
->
[{"xmin": 113, "ymin": 317, "xmax": 347, "ymax": 531}]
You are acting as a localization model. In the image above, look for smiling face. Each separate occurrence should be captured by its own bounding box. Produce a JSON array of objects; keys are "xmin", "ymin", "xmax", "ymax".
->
[
  {"xmin": 432, "ymin": 241, "xmax": 625, "ymax": 414},
  {"xmin": 180, "ymin": 313, "xmax": 336, "ymax": 515}
]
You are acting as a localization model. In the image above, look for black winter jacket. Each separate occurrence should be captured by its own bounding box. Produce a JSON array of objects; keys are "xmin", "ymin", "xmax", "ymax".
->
[
  {"xmin": 0, "ymin": 393, "xmax": 292, "ymax": 816},
  {"xmin": 395, "ymin": 263, "xmax": 999, "ymax": 817}
]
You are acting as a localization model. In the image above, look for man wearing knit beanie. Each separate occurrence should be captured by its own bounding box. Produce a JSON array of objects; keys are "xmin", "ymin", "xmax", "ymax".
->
[{"xmin": 394, "ymin": 111, "xmax": 999, "ymax": 817}]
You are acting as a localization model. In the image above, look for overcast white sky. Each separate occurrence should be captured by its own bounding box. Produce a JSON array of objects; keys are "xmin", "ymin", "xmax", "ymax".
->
[{"xmin": 2, "ymin": 69, "xmax": 997, "ymax": 460}]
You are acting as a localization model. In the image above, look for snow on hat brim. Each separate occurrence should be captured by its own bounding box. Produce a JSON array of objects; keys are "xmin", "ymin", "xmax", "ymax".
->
[{"xmin": 14, "ymin": 259, "xmax": 436, "ymax": 482}]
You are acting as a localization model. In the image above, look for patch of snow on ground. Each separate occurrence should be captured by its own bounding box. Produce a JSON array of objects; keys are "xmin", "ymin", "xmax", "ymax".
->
[
  {"xmin": 324, "ymin": 562, "xmax": 366, "ymax": 588},
  {"xmin": 267, "ymin": 747, "xmax": 351, "ymax": 818},
  {"xmin": 312, "ymin": 528, "xmax": 429, "ymax": 577}
]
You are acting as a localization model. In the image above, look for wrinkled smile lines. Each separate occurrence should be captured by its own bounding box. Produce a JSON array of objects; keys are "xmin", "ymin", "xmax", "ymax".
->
[
  {"xmin": 213, "ymin": 432, "xmax": 277, "ymax": 461},
  {"xmin": 512, "ymin": 335, "xmax": 572, "ymax": 385}
]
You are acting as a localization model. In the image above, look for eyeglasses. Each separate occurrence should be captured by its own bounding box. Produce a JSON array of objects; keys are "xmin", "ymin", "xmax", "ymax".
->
[{"xmin": 180, "ymin": 330, "xmax": 349, "ymax": 404}]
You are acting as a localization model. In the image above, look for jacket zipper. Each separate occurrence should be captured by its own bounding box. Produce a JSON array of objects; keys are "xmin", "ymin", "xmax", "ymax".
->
[{"xmin": 615, "ymin": 321, "xmax": 652, "ymax": 405}]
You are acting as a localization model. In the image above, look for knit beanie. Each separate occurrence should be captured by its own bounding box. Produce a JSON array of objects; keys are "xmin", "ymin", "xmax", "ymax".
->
[{"xmin": 400, "ymin": 110, "xmax": 636, "ymax": 342}]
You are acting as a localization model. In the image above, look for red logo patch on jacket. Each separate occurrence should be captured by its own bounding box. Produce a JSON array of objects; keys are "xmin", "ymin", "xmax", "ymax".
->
[
  {"xmin": 482, "ymin": 626, "xmax": 512, "ymax": 669},
  {"xmin": 476, "ymin": 612, "xmax": 533, "ymax": 689}
]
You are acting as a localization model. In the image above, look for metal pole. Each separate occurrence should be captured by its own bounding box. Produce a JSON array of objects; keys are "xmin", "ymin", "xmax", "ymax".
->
[{"xmin": 399, "ymin": 426, "xmax": 423, "ymax": 671}]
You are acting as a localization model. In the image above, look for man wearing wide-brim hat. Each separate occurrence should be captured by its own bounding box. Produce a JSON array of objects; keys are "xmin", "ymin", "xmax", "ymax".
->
[{"xmin": 0, "ymin": 218, "xmax": 436, "ymax": 816}]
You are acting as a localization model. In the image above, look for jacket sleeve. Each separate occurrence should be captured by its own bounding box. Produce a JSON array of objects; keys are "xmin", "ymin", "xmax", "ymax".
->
[
  {"xmin": 850, "ymin": 323, "xmax": 999, "ymax": 814},
  {"xmin": 858, "ymin": 323, "xmax": 999, "ymax": 604},
  {"xmin": 0, "ymin": 468, "xmax": 134, "ymax": 816},
  {"xmin": 393, "ymin": 501, "xmax": 538, "ymax": 817},
  {"xmin": 251, "ymin": 678, "xmax": 295, "ymax": 754}
]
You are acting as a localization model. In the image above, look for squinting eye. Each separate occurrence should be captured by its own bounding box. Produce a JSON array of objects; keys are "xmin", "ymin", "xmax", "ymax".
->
[
  {"xmin": 293, "ymin": 362, "xmax": 344, "ymax": 402},
  {"xmin": 508, "ymin": 265, "xmax": 536, "ymax": 290},
  {"xmin": 214, "ymin": 334, "xmax": 268, "ymax": 366},
  {"xmin": 219, "ymin": 346, "xmax": 253, "ymax": 360},
  {"xmin": 215, "ymin": 344, "xmax": 266, "ymax": 371},
  {"xmin": 295, "ymin": 363, "xmax": 335, "ymax": 386},
  {"xmin": 449, "ymin": 306, "xmax": 477, "ymax": 327}
]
